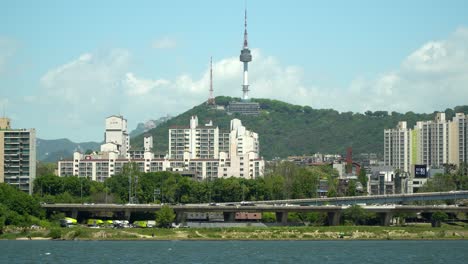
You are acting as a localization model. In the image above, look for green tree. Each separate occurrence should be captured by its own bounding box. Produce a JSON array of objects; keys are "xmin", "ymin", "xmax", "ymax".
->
[
  {"xmin": 36, "ymin": 162, "xmax": 56, "ymax": 177},
  {"xmin": 0, "ymin": 183, "xmax": 45, "ymax": 227},
  {"xmin": 419, "ymin": 174, "xmax": 456, "ymax": 192},
  {"xmin": 0, "ymin": 216, "xmax": 5, "ymax": 234},
  {"xmin": 358, "ymin": 168, "xmax": 368, "ymax": 189},
  {"xmin": 431, "ymin": 212, "xmax": 448, "ymax": 228},
  {"xmin": 261, "ymin": 212, "xmax": 276, "ymax": 223},
  {"xmin": 346, "ymin": 180, "xmax": 357, "ymax": 196},
  {"xmin": 155, "ymin": 205, "xmax": 176, "ymax": 228},
  {"xmin": 344, "ymin": 205, "xmax": 368, "ymax": 225}
]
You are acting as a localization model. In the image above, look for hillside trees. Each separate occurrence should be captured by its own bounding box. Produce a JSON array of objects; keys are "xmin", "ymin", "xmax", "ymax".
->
[
  {"xmin": 130, "ymin": 96, "xmax": 468, "ymax": 159},
  {"xmin": 0, "ymin": 183, "xmax": 45, "ymax": 226}
]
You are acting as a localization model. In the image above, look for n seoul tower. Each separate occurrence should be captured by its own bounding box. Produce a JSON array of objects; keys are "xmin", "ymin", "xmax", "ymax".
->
[{"xmin": 239, "ymin": 8, "xmax": 252, "ymax": 101}]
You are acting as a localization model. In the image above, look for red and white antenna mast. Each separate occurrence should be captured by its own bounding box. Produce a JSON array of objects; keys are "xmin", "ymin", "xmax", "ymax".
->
[{"xmin": 208, "ymin": 56, "xmax": 215, "ymax": 105}]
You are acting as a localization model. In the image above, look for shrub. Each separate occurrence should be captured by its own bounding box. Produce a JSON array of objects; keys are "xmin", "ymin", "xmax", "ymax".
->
[{"xmin": 48, "ymin": 228, "xmax": 62, "ymax": 239}]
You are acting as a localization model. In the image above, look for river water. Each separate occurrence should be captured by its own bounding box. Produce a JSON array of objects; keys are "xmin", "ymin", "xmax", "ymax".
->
[{"xmin": 0, "ymin": 240, "xmax": 467, "ymax": 263}]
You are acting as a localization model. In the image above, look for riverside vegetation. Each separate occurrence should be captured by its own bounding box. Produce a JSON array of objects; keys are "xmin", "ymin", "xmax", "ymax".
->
[{"xmin": 3, "ymin": 225, "xmax": 468, "ymax": 241}]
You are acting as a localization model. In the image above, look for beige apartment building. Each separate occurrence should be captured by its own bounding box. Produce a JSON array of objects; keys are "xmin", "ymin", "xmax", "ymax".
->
[
  {"xmin": 448, "ymin": 113, "xmax": 468, "ymax": 168},
  {"xmin": 0, "ymin": 117, "xmax": 36, "ymax": 194}
]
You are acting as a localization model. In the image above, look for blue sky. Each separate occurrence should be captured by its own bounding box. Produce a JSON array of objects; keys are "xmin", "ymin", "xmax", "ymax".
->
[{"xmin": 1, "ymin": 0, "xmax": 468, "ymax": 142}]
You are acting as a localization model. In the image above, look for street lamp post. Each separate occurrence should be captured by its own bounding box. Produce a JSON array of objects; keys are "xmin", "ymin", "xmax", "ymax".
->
[{"xmin": 80, "ymin": 178, "xmax": 83, "ymax": 204}]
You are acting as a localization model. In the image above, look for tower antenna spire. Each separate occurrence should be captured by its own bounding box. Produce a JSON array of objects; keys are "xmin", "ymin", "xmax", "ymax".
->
[
  {"xmin": 207, "ymin": 56, "xmax": 215, "ymax": 105},
  {"xmin": 243, "ymin": 7, "xmax": 248, "ymax": 48},
  {"xmin": 210, "ymin": 56, "xmax": 213, "ymax": 95},
  {"xmin": 239, "ymin": 3, "xmax": 252, "ymax": 101}
]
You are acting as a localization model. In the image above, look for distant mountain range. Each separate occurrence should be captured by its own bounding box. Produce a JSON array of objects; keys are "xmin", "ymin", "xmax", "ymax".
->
[
  {"xmin": 36, "ymin": 138, "xmax": 100, "ymax": 163},
  {"xmin": 37, "ymin": 97, "xmax": 468, "ymax": 162}
]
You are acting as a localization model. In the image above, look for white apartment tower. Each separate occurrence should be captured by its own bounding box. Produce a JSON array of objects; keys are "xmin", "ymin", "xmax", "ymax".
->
[
  {"xmin": 229, "ymin": 119, "xmax": 260, "ymax": 157},
  {"xmin": 169, "ymin": 116, "xmax": 220, "ymax": 160},
  {"xmin": 0, "ymin": 117, "xmax": 36, "ymax": 194},
  {"xmin": 101, "ymin": 115, "xmax": 129, "ymax": 158},
  {"xmin": 384, "ymin": 121, "xmax": 411, "ymax": 173},
  {"xmin": 144, "ymin": 134, "xmax": 153, "ymax": 152}
]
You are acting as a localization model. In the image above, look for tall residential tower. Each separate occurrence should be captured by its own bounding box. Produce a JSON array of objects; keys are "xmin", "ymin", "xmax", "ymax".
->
[{"xmin": 0, "ymin": 117, "xmax": 36, "ymax": 194}]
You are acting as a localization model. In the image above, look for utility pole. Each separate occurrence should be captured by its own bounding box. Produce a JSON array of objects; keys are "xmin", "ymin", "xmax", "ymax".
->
[
  {"xmin": 128, "ymin": 174, "xmax": 132, "ymax": 204},
  {"xmin": 242, "ymin": 183, "xmax": 245, "ymax": 201},
  {"xmin": 133, "ymin": 173, "xmax": 138, "ymax": 204},
  {"xmin": 80, "ymin": 178, "xmax": 83, "ymax": 204},
  {"xmin": 105, "ymin": 183, "xmax": 108, "ymax": 204},
  {"xmin": 154, "ymin": 188, "xmax": 161, "ymax": 203},
  {"xmin": 161, "ymin": 177, "xmax": 164, "ymax": 204}
]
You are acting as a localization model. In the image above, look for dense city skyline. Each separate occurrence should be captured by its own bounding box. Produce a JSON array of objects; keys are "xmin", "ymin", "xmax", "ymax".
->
[{"xmin": 1, "ymin": 0, "xmax": 468, "ymax": 141}]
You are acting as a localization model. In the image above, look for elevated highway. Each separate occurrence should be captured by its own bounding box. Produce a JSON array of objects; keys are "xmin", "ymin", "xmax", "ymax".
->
[
  {"xmin": 42, "ymin": 203, "xmax": 468, "ymax": 226},
  {"xmin": 243, "ymin": 191, "xmax": 468, "ymax": 206}
]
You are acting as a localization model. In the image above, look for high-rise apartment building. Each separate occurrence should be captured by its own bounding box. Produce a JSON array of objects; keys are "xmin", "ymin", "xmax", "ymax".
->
[
  {"xmin": 100, "ymin": 115, "xmax": 129, "ymax": 158},
  {"xmin": 412, "ymin": 113, "xmax": 449, "ymax": 167},
  {"xmin": 384, "ymin": 121, "xmax": 411, "ymax": 173},
  {"xmin": 0, "ymin": 117, "xmax": 36, "ymax": 194},
  {"xmin": 448, "ymin": 113, "xmax": 468, "ymax": 167},
  {"xmin": 385, "ymin": 112, "xmax": 468, "ymax": 174},
  {"xmin": 168, "ymin": 116, "xmax": 220, "ymax": 160}
]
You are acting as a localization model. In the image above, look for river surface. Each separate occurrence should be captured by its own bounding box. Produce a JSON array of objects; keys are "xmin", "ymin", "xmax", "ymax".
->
[{"xmin": 1, "ymin": 240, "xmax": 467, "ymax": 263}]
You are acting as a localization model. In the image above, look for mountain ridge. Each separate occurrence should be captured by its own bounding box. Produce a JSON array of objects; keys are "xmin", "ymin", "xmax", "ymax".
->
[
  {"xmin": 37, "ymin": 98, "xmax": 468, "ymax": 162},
  {"xmin": 36, "ymin": 138, "xmax": 100, "ymax": 162},
  {"xmin": 131, "ymin": 96, "xmax": 468, "ymax": 159}
]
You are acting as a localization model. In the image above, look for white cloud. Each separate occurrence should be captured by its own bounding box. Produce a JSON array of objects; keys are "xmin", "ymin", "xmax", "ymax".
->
[
  {"xmin": 350, "ymin": 26, "xmax": 468, "ymax": 113},
  {"xmin": 119, "ymin": 28, "xmax": 468, "ymax": 118},
  {"xmin": 151, "ymin": 36, "xmax": 177, "ymax": 49},
  {"xmin": 35, "ymin": 26, "xmax": 468, "ymax": 141},
  {"xmin": 124, "ymin": 72, "xmax": 169, "ymax": 96},
  {"xmin": 38, "ymin": 49, "xmax": 131, "ymax": 136}
]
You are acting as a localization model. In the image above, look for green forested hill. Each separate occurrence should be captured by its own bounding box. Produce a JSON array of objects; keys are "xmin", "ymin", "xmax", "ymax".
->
[{"xmin": 131, "ymin": 96, "xmax": 468, "ymax": 160}]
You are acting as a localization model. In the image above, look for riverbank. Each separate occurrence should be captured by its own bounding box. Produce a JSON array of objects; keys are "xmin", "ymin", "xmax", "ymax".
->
[{"xmin": 2, "ymin": 223, "xmax": 468, "ymax": 241}]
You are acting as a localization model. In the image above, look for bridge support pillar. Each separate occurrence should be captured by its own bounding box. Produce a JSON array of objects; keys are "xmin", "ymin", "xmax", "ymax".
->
[
  {"xmin": 175, "ymin": 212, "xmax": 184, "ymax": 224},
  {"xmin": 124, "ymin": 209, "xmax": 132, "ymax": 221},
  {"xmin": 224, "ymin": 212, "xmax": 235, "ymax": 222},
  {"xmin": 327, "ymin": 212, "xmax": 341, "ymax": 226},
  {"xmin": 379, "ymin": 212, "xmax": 393, "ymax": 226},
  {"xmin": 71, "ymin": 209, "xmax": 78, "ymax": 219},
  {"xmin": 275, "ymin": 212, "xmax": 288, "ymax": 225}
]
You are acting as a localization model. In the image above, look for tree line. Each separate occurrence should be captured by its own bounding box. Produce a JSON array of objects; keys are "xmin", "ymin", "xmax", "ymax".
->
[{"xmin": 33, "ymin": 162, "xmax": 345, "ymax": 204}]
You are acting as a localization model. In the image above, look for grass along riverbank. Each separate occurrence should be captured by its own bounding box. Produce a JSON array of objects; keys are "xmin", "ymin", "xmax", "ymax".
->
[{"xmin": 2, "ymin": 223, "xmax": 468, "ymax": 240}]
